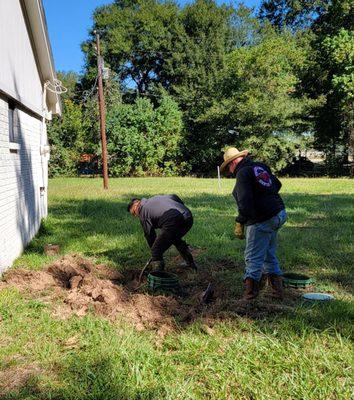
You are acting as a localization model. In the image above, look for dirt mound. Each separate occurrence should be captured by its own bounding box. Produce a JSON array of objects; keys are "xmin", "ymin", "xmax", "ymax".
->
[
  {"xmin": 1, "ymin": 254, "xmax": 302, "ymax": 334},
  {"xmin": 1, "ymin": 255, "xmax": 179, "ymax": 332},
  {"xmin": 2, "ymin": 269, "xmax": 57, "ymax": 291}
]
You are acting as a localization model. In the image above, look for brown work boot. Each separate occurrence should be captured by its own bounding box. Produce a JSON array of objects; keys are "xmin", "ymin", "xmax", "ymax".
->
[
  {"xmin": 243, "ymin": 278, "xmax": 260, "ymax": 300},
  {"xmin": 259, "ymin": 274, "xmax": 268, "ymax": 291},
  {"xmin": 268, "ymin": 274, "xmax": 284, "ymax": 300}
]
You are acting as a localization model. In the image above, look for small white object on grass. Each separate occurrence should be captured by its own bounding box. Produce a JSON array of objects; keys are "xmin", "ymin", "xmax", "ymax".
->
[
  {"xmin": 302, "ymin": 293, "xmax": 334, "ymax": 301},
  {"xmin": 217, "ymin": 166, "xmax": 221, "ymax": 190}
]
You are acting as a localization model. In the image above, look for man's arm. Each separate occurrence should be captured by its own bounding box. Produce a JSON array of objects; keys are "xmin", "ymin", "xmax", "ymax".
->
[
  {"xmin": 273, "ymin": 175, "xmax": 282, "ymax": 191},
  {"xmin": 232, "ymin": 168, "xmax": 255, "ymax": 224},
  {"xmin": 263, "ymin": 163, "xmax": 282, "ymax": 192},
  {"xmin": 140, "ymin": 219, "xmax": 156, "ymax": 248}
]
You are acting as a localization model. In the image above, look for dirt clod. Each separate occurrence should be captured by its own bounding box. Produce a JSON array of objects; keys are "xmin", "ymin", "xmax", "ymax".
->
[
  {"xmin": 69, "ymin": 275, "xmax": 83, "ymax": 289},
  {"xmin": 44, "ymin": 244, "xmax": 60, "ymax": 256}
]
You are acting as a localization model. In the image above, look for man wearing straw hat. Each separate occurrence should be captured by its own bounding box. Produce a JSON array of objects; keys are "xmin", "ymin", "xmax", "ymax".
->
[{"xmin": 220, "ymin": 147, "xmax": 287, "ymax": 300}]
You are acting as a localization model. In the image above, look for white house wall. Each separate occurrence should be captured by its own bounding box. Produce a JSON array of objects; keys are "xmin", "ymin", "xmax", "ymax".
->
[
  {"xmin": 0, "ymin": 94, "xmax": 48, "ymax": 271},
  {"xmin": 0, "ymin": 0, "xmax": 43, "ymax": 115}
]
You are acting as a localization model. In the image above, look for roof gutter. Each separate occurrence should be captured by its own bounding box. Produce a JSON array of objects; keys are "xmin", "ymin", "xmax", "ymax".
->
[{"xmin": 22, "ymin": 0, "xmax": 61, "ymax": 115}]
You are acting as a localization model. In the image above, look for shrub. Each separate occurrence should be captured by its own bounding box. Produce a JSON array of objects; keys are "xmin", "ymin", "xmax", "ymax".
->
[
  {"xmin": 241, "ymin": 135, "xmax": 296, "ymax": 173},
  {"xmin": 106, "ymin": 95, "xmax": 184, "ymax": 176},
  {"xmin": 47, "ymin": 99, "xmax": 86, "ymax": 177}
]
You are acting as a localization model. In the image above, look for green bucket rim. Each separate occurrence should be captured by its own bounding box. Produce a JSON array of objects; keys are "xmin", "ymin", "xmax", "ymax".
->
[
  {"xmin": 147, "ymin": 271, "xmax": 179, "ymax": 293},
  {"xmin": 148, "ymin": 271, "xmax": 178, "ymax": 279},
  {"xmin": 283, "ymin": 272, "xmax": 313, "ymax": 287}
]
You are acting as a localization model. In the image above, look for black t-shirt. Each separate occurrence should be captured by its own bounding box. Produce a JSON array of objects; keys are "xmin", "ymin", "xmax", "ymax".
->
[{"xmin": 139, "ymin": 195, "xmax": 192, "ymax": 247}]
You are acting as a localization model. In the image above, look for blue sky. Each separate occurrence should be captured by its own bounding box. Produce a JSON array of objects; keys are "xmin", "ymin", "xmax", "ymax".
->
[{"xmin": 43, "ymin": 0, "xmax": 261, "ymax": 73}]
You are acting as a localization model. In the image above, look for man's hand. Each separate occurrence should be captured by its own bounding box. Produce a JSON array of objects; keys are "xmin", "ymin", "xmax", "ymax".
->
[{"xmin": 234, "ymin": 222, "xmax": 245, "ymax": 239}]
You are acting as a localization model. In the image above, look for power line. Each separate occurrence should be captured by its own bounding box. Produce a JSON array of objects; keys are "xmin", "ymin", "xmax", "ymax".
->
[{"xmin": 81, "ymin": 74, "xmax": 99, "ymax": 103}]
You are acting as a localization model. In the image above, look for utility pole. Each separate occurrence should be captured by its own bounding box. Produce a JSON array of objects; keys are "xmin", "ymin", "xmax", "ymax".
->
[{"xmin": 95, "ymin": 31, "xmax": 109, "ymax": 190}]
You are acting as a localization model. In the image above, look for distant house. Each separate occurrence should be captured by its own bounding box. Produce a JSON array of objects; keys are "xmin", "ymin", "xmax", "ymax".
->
[{"xmin": 0, "ymin": 0, "xmax": 61, "ymax": 271}]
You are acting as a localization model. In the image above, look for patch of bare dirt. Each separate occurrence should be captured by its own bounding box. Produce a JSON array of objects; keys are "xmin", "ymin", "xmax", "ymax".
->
[
  {"xmin": 0, "ymin": 363, "xmax": 42, "ymax": 396},
  {"xmin": 1, "ymin": 254, "xmax": 304, "ymax": 336},
  {"xmin": 2, "ymin": 269, "xmax": 57, "ymax": 291}
]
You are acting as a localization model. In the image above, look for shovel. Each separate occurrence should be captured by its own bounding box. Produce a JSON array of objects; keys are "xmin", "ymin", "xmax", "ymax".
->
[
  {"xmin": 137, "ymin": 258, "xmax": 152, "ymax": 285},
  {"xmin": 200, "ymin": 283, "xmax": 214, "ymax": 304}
]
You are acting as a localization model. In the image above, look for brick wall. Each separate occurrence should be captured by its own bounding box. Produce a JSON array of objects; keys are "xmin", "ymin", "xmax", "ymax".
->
[{"xmin": 0, "ymin": 94, "xmax": 48, "ymax": 271}]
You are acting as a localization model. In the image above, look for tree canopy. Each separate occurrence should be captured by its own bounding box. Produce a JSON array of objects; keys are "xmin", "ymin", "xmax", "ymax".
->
[{"xmin": 47, "ymin": 0, "xmax": 354, "ymax": 177}]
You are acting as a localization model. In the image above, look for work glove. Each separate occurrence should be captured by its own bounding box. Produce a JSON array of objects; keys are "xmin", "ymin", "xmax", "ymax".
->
[
  {"xmin": 138, "ymin": 258, "xmax": 164, "ymax": 283},
  {"xmin": 150, "ymin": 260, "xmax": 165, "ymax": 271},
  {"xmin": 234, "ymin": 222, "xmax": 245, "ymax": 240}
]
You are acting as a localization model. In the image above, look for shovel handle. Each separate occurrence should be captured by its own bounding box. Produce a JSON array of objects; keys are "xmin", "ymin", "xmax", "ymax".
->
[{"xmin": 138, "ymin": 258, "xmax": 152, "ymax": 284}]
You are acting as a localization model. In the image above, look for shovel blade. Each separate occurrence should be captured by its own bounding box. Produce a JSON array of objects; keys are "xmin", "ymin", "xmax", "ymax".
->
[{"xmin": 201, "ymin": 283, "xmax": 214, "ymax": 304}]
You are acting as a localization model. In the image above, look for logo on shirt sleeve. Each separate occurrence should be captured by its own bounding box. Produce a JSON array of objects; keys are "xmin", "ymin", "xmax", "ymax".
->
[{"xmin": 254, "ymin": 166, "xmax": 272, "ymax": 187}]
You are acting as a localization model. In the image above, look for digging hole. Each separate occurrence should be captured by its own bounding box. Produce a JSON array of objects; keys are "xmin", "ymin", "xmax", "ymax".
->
[{"xmin": 47, "ymin": 264, "xmax": 90, "ymax": 289}]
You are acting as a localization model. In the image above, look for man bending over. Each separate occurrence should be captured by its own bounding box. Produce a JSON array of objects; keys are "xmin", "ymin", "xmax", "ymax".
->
[{"xmin": 127, "ymin": 194, "xmax": 197, "ymax": 272}]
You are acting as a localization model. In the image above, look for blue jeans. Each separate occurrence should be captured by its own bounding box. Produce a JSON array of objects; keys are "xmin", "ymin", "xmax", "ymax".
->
[{"xmin": 244, "ymin": 209, "xmax": 287, "ymax": 282}]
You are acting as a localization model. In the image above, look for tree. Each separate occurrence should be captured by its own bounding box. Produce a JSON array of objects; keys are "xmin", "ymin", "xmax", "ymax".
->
[
  {"xmin": 80, "ymin": 71, "xmax": 122, "ymax": 155},
  {"xmin": 196, "ymin": 26, "xmax": 313, "ymax": 172},
  {"xmin": 47, "ymin": 98, "xmax": 87, "ymax": 177},
  {"xmin": 82, "ymin": 0, "xmax": 236, "ymax": 172},
  {"xmin": 261, "ymin": 0, "xmax": 354, "ymax": 166},
  {"xmin": 47, "ymin": 72, "xmax": 88, "ymax": 176},
  {"xmin": 56, "ymin": 71, "xmax": 80, "ymax": 100},
  {"xmin": 260, "ymin": 0, "xmax": 330, "ymax": 29},
  {"xmin": 324, "ymin": 28, "xmax": 354, "ymax": 160},
  {"xmin": 303, "ymin": 0, "xmax": 353, "ymax": 162},
  {"xmin": 106, "ymin": 93, "xmax": 184, "ymax": 176},
  {"xmin": 242, "ymin": 135, "xmax": 296, "ymax": 172},
  {"xmin": 170, "ymin": 0, "xmax": 236, "ymax": 171},
  {"xmin": 82, "ymin": 0, "xmax": 183, "ymax": 93}
]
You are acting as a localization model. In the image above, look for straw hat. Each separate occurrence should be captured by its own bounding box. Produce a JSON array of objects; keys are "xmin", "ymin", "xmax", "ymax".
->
[{"xmin": 220, "ymin": 147, "xmax": 249, "ymax": 172}]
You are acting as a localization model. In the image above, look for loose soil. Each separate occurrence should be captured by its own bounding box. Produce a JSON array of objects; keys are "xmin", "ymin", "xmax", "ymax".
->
[
  {"xmin": 0, "ymin": 254, "xmax": 306, "ymax": 334},
  {"xmin": 0, "ymin": 363, "xmax": 42, "ymax": 397}
]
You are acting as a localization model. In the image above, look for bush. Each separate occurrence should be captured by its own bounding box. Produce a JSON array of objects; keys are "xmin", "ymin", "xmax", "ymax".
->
[
  {"xmin": 324, "ymin": 154, "xmax": 349, "ymax": 177},
  {"xmin": 107, "ymin": 95, "xmax": 185, "ymax": 176},
  {"xmin": 241, "ymin": 135, "xmax": 296, "ymax": 173},
  {"xmin": 47, "ymin": 99, "xmax": 86, "ymax": 177},
  {"xmin": 48, "ymin": 145, "xmax": 79, "ymax": 177}
]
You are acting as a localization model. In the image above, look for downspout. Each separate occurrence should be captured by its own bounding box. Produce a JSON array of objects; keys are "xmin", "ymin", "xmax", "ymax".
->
[{"xmin": 39, "ymin": 82, "xmax": 51, "ymax": 216}]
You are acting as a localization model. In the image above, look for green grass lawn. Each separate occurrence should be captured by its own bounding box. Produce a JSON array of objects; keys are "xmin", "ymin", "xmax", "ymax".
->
[{"xmin": 0, "ymin": 177, "xmax": 353, "ymax": 399}]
